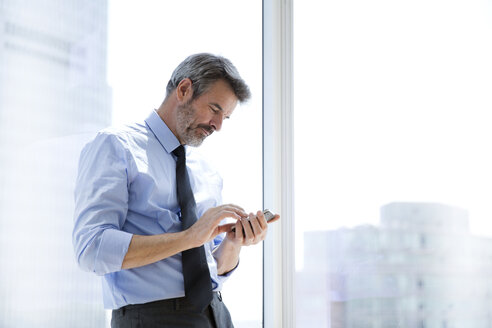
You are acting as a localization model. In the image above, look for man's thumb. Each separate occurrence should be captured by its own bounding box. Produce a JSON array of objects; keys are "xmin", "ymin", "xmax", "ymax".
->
[{"xmin": 217, "ymin": 223, "xmax": 236, "ymax": 235}]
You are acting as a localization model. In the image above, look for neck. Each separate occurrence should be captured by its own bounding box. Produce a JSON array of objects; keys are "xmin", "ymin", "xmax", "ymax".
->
[{"xmin": 156, "ymin": 98, "xmax": 181, "ymax": 143}]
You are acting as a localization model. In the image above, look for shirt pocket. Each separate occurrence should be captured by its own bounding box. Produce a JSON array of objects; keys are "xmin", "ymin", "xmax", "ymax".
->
[{"xmin": 156, "ymin": 210, "xmax": 181, "ymax": 233}]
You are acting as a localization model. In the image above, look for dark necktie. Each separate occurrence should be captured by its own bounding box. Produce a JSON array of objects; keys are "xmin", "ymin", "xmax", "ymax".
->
[{"xmin": 172, "ymin": 145, "xmax": 213, "ymax": 312}]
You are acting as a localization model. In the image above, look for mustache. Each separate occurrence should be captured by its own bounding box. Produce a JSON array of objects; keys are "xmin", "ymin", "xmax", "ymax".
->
[{"xmin": 196, "ymin": 124, "xmax": 214, "ymax": 134}]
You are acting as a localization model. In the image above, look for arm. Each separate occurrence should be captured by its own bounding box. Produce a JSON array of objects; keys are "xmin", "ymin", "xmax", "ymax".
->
[
  {"xmin": 213, "ymin": 210, "xmax": 280, "ymax": 275},
  {"xmin": 73, "ymin": 132, "xmax": 133, "ymax": 275},
  {"xmin": 122, "ymin": 204, "xmax": 246, "ymax": 270},
  {"xmin": 73, "ymin": 133, "xmax": 249, "ymax": 274},
  {"xmin": 121, "ymin": 231, "xmax": 189, "ymax": 269}
]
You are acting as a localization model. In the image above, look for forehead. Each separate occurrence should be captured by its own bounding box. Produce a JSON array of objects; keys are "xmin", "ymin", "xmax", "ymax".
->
[{"xmin": 196, "ymin": 80, "xmax": 238, "ymax": 116}]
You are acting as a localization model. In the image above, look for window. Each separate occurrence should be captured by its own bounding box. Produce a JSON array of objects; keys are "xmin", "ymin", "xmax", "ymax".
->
[
  {"xmin": 294, "ymin": 0, "xmax": 492, "ymax": 326},
  {"xmin": 0, "ymin": 1, "xmax": 262, "ymax": 326}
]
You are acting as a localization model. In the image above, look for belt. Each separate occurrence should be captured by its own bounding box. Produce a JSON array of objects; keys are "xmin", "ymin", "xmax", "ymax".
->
[{"xmin": 115, "ymin": 291, "xmax": 222, "ymax": 314}]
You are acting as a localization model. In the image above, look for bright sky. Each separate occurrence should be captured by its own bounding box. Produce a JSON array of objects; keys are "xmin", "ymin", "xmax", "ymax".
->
[
  {"xmin": 294, "ymin": 0, "xmax": 492, "ymax": 238},
  {"xmin": 106, "ymin": 0, "xmax": 262, "ymax": 208}
]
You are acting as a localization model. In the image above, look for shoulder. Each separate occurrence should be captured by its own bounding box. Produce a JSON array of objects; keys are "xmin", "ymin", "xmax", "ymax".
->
[
  {"xmin": 78, "ymin": 122, "xmax": 152, "ymax": 178},
  {"xmin": 99, "ymin": 120, "xmax": 148, "ymax": 144},
  {"xmin": 79, "ymin": 121, "xmax": 150, "ymax": 165},
  {"xmin": 83, "ymin": 121, "xmax": 149, "ymax": 152}
]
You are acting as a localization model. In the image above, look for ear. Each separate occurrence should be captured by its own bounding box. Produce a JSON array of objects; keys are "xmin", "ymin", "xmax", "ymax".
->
[{"xmin": 175, "ymin": 78, "xmax": 193, "ymax": 104}]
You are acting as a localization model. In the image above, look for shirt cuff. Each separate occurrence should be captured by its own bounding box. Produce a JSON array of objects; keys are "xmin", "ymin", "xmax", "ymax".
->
[
  {"xmin": 94, "ymin": 229, "xmax": 133, "ymax": 275},
  {"xmin": 219, "ymin": 259, "xmax": 240, "ymax": 277}
]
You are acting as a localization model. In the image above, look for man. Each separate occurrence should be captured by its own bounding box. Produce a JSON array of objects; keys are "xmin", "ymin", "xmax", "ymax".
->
[{"xmin": 72, "ymin": 53, "xmax": 279, "ymax": 327}]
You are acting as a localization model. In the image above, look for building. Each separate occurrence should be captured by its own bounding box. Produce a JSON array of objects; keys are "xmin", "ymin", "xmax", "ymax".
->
[
  {"xmin": 297, "ymin": 202, "xmax": 492, "ymax": 328},
  {"xmin": 0, "ymin": 1, "xmax": 111, "ymax": 326}
]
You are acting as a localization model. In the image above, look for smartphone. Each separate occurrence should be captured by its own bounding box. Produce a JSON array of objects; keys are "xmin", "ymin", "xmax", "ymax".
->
[
  {"xmin": 263, "ymin": 209, "xmax": 275, "ymax": 222},
  {"xmin": 231, "ymin": 209, "xmax": 276, "ymax": 233}
]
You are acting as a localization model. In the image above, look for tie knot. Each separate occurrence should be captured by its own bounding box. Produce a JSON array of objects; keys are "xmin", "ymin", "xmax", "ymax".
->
[{"xmin": 172, "ymin": 145, "xmax": 185, "ymax": 159}]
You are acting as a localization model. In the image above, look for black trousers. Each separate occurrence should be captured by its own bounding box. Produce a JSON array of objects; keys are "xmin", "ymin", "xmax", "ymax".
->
[{"xmin": 111, "ymin": 292, "xmax": 234, "ymax": 328}]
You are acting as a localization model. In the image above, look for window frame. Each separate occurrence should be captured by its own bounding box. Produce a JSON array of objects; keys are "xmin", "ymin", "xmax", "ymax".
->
[{"xmin": 262, "ymin": 0, "xmax": 295, "ymax": 327}]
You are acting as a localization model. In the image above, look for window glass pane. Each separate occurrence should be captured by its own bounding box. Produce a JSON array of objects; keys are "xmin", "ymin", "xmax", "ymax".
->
[
  {"xmin": 0, "ymin": 1, "xmax": 262, "ymax": 327},
  {"xmin": 294, "ymin": 0, "xmax": 492, "ymax": 326},
  {"xmin": 108, "ymin": 1, "xmax": 263, "ymax": 326},
  {"xmin": 0, "ymin": 1, "xmax": 110, "ymax": 326}
]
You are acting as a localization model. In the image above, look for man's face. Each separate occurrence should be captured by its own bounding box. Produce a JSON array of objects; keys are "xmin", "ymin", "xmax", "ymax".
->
[{"xmin": 176, "ymin": 79, "xmax": 238, "ymax": 147}]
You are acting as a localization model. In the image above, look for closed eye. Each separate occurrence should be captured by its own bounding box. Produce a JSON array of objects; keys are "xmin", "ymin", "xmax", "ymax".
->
[{"xmin": 209, "ymin": 103, "xmax": 230, "ymax": 119}]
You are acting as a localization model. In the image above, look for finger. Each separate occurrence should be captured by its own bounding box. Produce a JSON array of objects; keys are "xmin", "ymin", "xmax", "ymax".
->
[
  {"xmin": 267, "ymin": 214, "xmax": 281, "ymax": 224},
  {"xmin": 241, "ymin": 216, "xmax": 254, "ymax": 243},
  {"xmin": 217, "ymin": 223, "xmax": 236, "ymax": 235},
  {"xmin": 215, "ymin": 209, "xmax": 243, "ymax": 223},
  {"xmin": 256, "ymin": 210, "xmax": 268, "ymax": 229},
  {"xmin": 219, "ymin": 205, "xmax": 248, "ymax": 219},
  {"xmin": 233, "ymin": 220, "xmax": 244, "ymax": 240},
  {"xmin": 250, "ymin": 213, "xmax": 263, "ymax": 236},
  {"xmin": 222, "ymin": 204, "xmax": 247, "ymax": 215}
]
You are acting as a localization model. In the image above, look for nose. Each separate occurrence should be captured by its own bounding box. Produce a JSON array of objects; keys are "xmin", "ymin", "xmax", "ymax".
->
[{"xmin": 210, "ymin": 114, "xmax": 224, "ymax": 132}]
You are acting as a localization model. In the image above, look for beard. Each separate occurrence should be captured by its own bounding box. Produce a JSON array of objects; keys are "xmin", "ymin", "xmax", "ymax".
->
[{"xmin": 176, "ymin": 101, "xmax": 214, "ymax": 147}]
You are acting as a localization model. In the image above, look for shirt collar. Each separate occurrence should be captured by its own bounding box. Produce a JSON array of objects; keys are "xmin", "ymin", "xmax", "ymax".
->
[{"xmin": 144, "ymin": 110, "xmax": 181, "ymax": 154}]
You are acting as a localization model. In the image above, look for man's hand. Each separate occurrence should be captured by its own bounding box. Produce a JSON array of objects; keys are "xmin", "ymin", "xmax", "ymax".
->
[
  {"xmin": 122, "ymin": 204, "xmax": 247, "ymax": 270},
  {"xmin": 187, "ymin": 204, "xmax": 248, "ymax": 247},
  {"xmin": 226, "ymin": 210, "xmax": 280, "ymax": 246},
  {"xmin": 213, "ymin": 210, "xmax": 280, "ymax": 274}
]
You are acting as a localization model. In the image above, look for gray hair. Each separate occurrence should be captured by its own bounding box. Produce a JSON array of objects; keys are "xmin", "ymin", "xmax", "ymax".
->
[{"xmin": 166, "ymin": 53, "xmax": 251, "ymax": 103}]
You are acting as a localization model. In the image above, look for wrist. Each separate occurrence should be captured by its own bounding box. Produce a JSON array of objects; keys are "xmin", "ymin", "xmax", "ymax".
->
[
  {"xmin": 182, "ymin": 228, "xmax": 201, "ymax": 249},
  {"xmin": 224, "ymin": 234, "xmax": 243, "ymax": 250}
]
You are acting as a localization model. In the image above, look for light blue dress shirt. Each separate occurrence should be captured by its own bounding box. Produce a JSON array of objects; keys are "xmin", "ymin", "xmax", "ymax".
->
[{"xmin": 73, "ymin": 111, "xmax": 232, "ymax": 309}]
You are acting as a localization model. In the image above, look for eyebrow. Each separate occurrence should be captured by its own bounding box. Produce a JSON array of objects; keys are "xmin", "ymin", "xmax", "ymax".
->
[{"xmin": 209, "ymin": 103, "xmax": 224, "ymax": 112}]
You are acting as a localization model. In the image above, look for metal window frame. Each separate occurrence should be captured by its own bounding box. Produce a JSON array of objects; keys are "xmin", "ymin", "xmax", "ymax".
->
[{"xmin": 262, "ymin": 0, "xmax": 295, "ymax": 327}]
